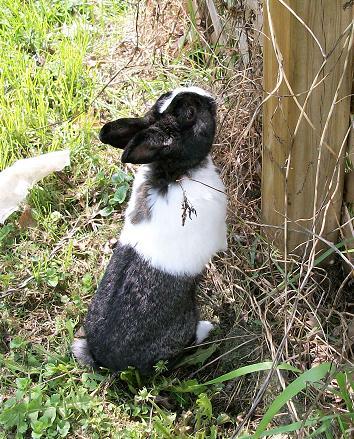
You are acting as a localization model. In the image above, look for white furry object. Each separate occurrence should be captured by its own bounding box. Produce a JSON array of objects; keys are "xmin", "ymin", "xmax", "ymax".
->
[
  {"xmin": 119, "ymin": 156, "xmax": 227, "ymax": 276},
  {"xmin": 0, "ymin": 150, "xmax": 70, "ymax": 223},
  {"xmin": 72, "ymin": 338, "xmax": 95, "ymax": 367},
  {"xmin": 158, "ymin": 86, "xmax": 213, "ymax": 113},
  {"xmin": 196, "ymin": 321, "xmax": 214, "ymax": 343}
]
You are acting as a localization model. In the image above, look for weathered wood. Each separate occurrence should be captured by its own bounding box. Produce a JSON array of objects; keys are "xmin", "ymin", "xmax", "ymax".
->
[
  {"xmin": 344, "ymin": 128, "xmax": 354, "ymax": 203},
  {"xmin": 341, "ymin": 114, "xmax": 354, "ymax": 274},
  {"xmin": 262, "ymin": 0, "xmax": 353, "ymax": 257}
]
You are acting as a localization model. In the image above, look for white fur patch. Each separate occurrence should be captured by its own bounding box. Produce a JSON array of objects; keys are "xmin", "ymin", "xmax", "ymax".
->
[
  {"xmin": 119, "ymin": 156, "xmax": 227, "ymax": 276},
  {"xmin": 72, "ymin": 338, "xmax": 94, "ymax": 366},
  {"xmin": 72, "ymin": 338, "xmax": 87, "ymax": 360},
  {"xmin": 158, "ymin": 86, "xmax": 213, "ymax": 114},
  {"xmin": 196, "ymin": 321, "xmax": 214, "ymax": 344}
]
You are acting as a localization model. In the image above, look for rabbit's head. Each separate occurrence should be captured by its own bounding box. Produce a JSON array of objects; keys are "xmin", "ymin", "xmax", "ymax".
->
[{"xmin": 99, "ymin": 87, "xmax": 216, "ymax": 168}]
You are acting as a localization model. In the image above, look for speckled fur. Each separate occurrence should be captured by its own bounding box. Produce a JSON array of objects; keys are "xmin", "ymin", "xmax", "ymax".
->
[{"xmin": 85, "ymin": 243, "xmax": 199, "ymax": 374}]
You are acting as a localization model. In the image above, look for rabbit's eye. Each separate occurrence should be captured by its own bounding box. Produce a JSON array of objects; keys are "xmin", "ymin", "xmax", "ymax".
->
[{"xmin": 185, "ymin": 106, "xmax": 195, "ymax": 121}]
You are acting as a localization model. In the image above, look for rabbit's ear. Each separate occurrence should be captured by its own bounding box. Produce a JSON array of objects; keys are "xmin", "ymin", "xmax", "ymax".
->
[
  {"xmin": 99, "ymin": 117, "xmax": 151, "ymax": 149},
  {"xmin": 121, "ymin": 126, "xmax": 173, "ymax": 164}
]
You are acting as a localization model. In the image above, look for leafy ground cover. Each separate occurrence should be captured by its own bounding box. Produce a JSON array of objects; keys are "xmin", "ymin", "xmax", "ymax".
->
[{"xmin": 0, "ymin": 1, "xmax": 353, "ymax": 438}]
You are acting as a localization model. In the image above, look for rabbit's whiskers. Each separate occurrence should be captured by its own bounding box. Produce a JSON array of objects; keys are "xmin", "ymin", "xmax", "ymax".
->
[
  {"xmin": 176, "ymin": 176, "xmax": 226, "ymax": 195},
  {"xmin": 188, "ymin": 177, "xmax": 227, "ymax": 195}
]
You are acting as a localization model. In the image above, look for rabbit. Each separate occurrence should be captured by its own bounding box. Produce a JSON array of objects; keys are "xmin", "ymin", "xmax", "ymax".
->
[{"xmin": 72, "ymin": 86, "xmax": 227, "ymax": 374}]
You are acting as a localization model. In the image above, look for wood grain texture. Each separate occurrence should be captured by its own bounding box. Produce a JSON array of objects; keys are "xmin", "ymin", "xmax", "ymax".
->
[
  {"xmin": 341, "ymin": 115, "xmax": 354, "ymax": 274},
  {"xmin": 344, "ymin": 116, "xmax": 354, "ymax": 203},
  {"xmin": 262, "ymin": 0, "xmax": 353, "ymax": 256}
]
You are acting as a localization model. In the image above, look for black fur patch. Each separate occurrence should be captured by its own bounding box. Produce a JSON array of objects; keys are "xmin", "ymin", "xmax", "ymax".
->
[
  {"xmin": 100, "ymin": 91, "xmax": 216, "ymax": 171},
  {"xmin": 84, "ymin": 243, "xmax": 199, "ymax": 374}
]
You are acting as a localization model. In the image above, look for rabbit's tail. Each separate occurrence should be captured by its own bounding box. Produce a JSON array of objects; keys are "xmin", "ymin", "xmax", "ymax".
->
[{"xmin": 72, "ymin": 337, "xmax": 97, "ymax": 368}]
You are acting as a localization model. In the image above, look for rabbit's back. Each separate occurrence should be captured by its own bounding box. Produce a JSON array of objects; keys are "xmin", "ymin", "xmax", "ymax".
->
[{"xmin": 85, "ymin": 243, "xmax": 198, "ymax": 373}]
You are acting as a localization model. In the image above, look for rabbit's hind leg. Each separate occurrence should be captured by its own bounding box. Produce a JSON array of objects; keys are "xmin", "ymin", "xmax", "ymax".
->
[{"xmin": 195, "ymin": 321, "xmax": 214, "ymax": 344}]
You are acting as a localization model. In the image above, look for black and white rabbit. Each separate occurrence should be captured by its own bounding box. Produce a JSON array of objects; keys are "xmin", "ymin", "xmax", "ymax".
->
[{"xmin": 72, "ymin": 86, "xmax": 227, "ymax": 374}]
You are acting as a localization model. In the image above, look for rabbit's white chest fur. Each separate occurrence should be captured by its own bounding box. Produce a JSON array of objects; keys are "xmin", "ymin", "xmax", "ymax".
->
[{"xmin": 119, "ymin": 156, "xmax": 227, "ymax": 276}]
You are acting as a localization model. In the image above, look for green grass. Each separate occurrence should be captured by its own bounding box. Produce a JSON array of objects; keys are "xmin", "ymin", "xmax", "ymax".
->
[
  {"xmin": 0, "ymin": 1, "xmax": 225, "ymax": 437},
  {"xmin": 0, "ymin": 1, "xmax": 353, "ymax": 438},
  {"xmin": 0, "ymin": 0, "xmax": 127, "ymax": 170},
  {"xmin": 1, "ymin": 0, "xmax": 87, "ymax": 168}
]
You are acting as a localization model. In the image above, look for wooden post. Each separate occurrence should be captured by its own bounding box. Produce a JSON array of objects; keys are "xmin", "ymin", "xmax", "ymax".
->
[
  {"xmin": 262, "ymin": 1, "xmax": 353, "ymax": 258},
  {"xmin": 341, "ymin": 113, "xmax": 354, "ymax": 275}
]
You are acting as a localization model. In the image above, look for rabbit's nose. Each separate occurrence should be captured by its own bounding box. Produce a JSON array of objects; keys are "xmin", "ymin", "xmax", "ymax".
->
[{"xmin": 99, "ymin": 123, "xmax": 112, "ymax": 144}]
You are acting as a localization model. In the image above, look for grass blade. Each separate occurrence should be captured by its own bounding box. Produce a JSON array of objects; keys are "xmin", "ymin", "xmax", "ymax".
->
[
  {"xmin": 174, "ymin": 344, "xmax": 219, "ymax": 367},
  {"xmin": 336, "ymin": 371, "xmax": 353, "ymax": 412},
  {"xmin": 239, "ymin": 415, "xmax": 337, "ymax": 438},
  {"xmin": 253, "ymin": 362, "xmax": 335, "ymax": 438},
  {"xmin": 192, "ymin": 362, "xmax": 300, "ymax": 388}
]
